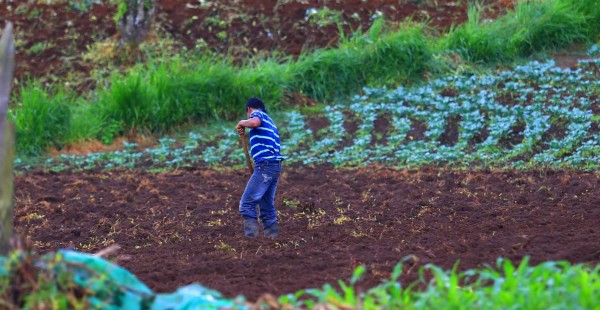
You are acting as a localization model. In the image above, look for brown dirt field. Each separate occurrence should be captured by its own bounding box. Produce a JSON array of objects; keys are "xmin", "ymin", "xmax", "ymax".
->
[
  {"xmin": 14, "ymin": 167, "xmax": 600, "ymax": 301},
  {"xmin": 0, "ymin": 0, "xmax": 507, "ymax": 82}
]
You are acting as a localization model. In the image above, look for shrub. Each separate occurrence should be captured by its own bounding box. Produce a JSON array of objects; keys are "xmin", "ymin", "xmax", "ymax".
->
[
  {"xmin": 441, "ymin": 5, "xmax": 510, "ymax": 63},
  {"xmin": 10, "ymin": 83, "xmax": 72, "ymax": 155},
  {"xmin": 291, "ymin": 19, "xmax": 432, "ymax": 100},
  {"xmin": 100, "ymin": 57, "xmax": 285, "ymax": 134},
  {"xmin": 504, "ymin": 0, "xmax": 590, "ymax": 56},
  {"xmin": 442, "ymin": 0, "xmax": 595, "ymax": 63},
  {"xmin": 66, "ymin": 98, "xmax": 109, "ymax": 144}
]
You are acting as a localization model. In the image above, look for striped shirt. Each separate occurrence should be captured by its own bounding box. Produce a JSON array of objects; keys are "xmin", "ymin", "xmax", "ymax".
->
[{"xmin": 249, "ymin": 110, "xmax": 285, "ymax": 163}]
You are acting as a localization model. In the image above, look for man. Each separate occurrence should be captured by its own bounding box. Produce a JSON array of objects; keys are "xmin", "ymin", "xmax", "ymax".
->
[{"xmin": 236, "ymin": 97, "xmax": 284, "ymax": 238}]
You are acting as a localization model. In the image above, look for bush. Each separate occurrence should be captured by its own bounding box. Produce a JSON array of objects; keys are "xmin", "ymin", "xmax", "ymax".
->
[
  {"xmin": 101, "ymin": 69, "xmax": 154, "ymax": 134},
  {"xmin": 442, "ymin": 0, "xmax": 595, "ymax": 63},
  {"xmin": 361, "ymin": 22, "xmax": 432, "ymax": 86},
  {"xmin": 66, "ymin": 98, "xmax": 111, "ymax": 144},
  {"xmin": 100, "ymin": 57, "xmax": 286, "ymax": 135},
  {"xmin": 505, "ymin": 0, "xmax": 590, "ymax": 56},
  {"xmin": 441, "ymin": 6, "xmax": 510, "ymax": 63},
  {"xmin": 291, "ymin": 19, "xmax": 432, "ymax": 100},
  {"xmin": 558, "ymin": 0, "xmax": 600, "ymax": 40},
  {"xmin": 10, "ymin": 83, "xmax": 72, "ymax": 155}
]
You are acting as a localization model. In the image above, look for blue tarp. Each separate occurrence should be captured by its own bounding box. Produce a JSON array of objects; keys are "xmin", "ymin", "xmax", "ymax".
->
[{"xmin": 1, "ymin": 249, "xmax": 247, "ymax": 309}]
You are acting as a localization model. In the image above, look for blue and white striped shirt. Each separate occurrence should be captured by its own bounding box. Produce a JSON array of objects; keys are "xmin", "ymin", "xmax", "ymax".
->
[{"xmin": 249, "ymin": 110, "xmax": 285, "ymax": 163}]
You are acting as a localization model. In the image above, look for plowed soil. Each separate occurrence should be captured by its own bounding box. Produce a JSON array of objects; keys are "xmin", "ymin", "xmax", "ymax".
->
[{"xmin": 14, "ymin": 167, "xmax": 600, "ymax": 301}]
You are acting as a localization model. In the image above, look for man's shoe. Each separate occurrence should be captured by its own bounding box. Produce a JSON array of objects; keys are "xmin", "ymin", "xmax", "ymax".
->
[
  {"xmin": 264, "ymin": 223, "xmax": 279, "ymax": 239},
  {"xmin": 243, "ymin": 217, "xmax": 259, "ymax": 238}
]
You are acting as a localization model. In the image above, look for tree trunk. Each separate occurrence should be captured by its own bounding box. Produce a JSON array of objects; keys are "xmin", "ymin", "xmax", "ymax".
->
[
  {"xmin": 117, "ymin": 0, "xmax": 157, "ymax": 47},
  {"xmin": 0, "ymin": 22, "xmax": 16, "ymax": 255}
]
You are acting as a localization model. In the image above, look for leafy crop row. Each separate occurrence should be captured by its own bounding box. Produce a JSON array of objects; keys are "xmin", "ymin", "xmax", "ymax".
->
[
  {"xmin": 277, "ymin": 257, "xmax": 600, "ymax": 309},
  {"xmin": 19, "ymin": 55, "xmax": 599, "ymax": 172}
]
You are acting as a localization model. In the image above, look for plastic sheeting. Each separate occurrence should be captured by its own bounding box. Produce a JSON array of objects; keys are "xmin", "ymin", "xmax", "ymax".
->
[{"xmin": 1, "ymin": 249, "xmax": 247, "ymax": 309}]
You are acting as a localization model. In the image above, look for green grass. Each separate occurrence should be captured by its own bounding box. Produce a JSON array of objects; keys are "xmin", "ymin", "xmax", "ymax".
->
[
  {"xmin": 8, "ymin": 0, "xmax": 600, "ymax": 157},
  {"xmin": 504, "ymin": 0, "xmax": 590, "ymax": 56},
  {"xmin": 441, "ymin": 5, "xmax": 511, "ymax": 63},
  {"xmin": 65, "ymin": 98, "xmax": 106, "ymax": 144},
  {"xmin": 561, "ymin": 0, "xmax": 600, "ymax": 40},
  {"xmin": 100, "ymin": 57, "xmax": 286, "ymax": 135},
  {"xmin": 277, "ymin": 257, "xmax": 600, "ymax": 309},
  {"xmin": 441, "ymin": 0, "xmax": 597, "ymax": 63},
  {"xmin": 291, "ymin": 19, "xmax": 431, "ymax": 101},
  {"xmin": 9, "ymin": 82, "xmax": 72, "ymax": 155}
]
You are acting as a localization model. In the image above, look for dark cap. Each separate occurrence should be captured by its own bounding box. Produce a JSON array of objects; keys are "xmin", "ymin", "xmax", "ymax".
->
[{"xmin": 246, "ymin": 97, "xmax": 267, "ymax": 113}]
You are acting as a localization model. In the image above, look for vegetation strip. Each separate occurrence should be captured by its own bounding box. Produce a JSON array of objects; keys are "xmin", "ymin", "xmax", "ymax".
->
[
  {"xmin": 21, "ymin": 53, "xmax": 600, "ymax": 172},
  {"xmin": 8, "ymin": 0, "xmax": 600, "ymax": 157},
  {"xmin": 3, "ymin": 248, "xmax": 599, "ymax": 309}
]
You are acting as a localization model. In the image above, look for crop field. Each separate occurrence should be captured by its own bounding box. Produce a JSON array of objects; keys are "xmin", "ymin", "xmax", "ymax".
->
[
  {"xmin": 26, "ymin": 57, "xmax": 600, "ymax": 172},
  {"xmin": 13, "ymin": 54, "xmax": 600, "ymax": 302},
  {"xmin": 2, "ymin": 0, "xmax": 600, "ymax": 308}
]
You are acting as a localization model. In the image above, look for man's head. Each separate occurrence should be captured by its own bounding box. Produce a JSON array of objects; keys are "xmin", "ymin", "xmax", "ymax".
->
[{"xmin": 246, "ymin": 97, "xmax": 267, "ymax": 115}]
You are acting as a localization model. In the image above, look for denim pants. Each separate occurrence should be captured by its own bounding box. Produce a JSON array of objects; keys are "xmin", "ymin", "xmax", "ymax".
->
[{"xmin": 239, "ymin": 160, "xmax": 282, "ymax": 228}]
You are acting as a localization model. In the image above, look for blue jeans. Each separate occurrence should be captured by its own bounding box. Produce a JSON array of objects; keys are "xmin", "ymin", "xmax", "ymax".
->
[{"xmin": 239, "ymin": 160, "xmax": 282, "ymax": 228}]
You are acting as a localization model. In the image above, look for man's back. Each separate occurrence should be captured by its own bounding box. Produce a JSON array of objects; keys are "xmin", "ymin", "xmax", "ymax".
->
[{"xmin": 248, "ymin": 110, "xmax": 284, "ymax": 163}]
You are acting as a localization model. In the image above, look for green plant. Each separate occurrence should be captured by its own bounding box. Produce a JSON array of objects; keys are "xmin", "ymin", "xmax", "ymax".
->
[
  {"xmin": 25, "ymin": 41, "xmax": 55, "ymax": 56},
  {"xmin": 12, "ymin": 0, "xmax": 600, "ymax": 160},
  {"xmin": 441, "ymin": 5, "xmax": 510, "ymax": 63},
  {"xmin": 65, "ymin": 99, "xmax": 106, "ymax": 144},
  {"xmin": 283, "ymin": 198, "xmax": 299, "ymax": 209},
  {"xmin": 112, "ymin": 0, "xmax": 128, "ymax": 25},
  {"xmin": 9, "ymin": 82, "xmax": 72, "ymax": 155},
  {"xmin": 0, "ymin": 250, "xmax": 88, "ymax": 309},
  {"xmin": 359, "ymin": 21, "xmax": 432, "ymax": 87},
  {"xmin": 279, "ymin": 257, "xmax": 600, "ymax": 309},
  {"xmin": 99, "ymin": 56, "xmax": 285, "ymax": 134},
  {"xmin": 68, "ymin": 0, "xmax": 102, "ymax": 11},
  {"xmin": 27, "ymin": 8, "xmax": 43, "ymax": 19},
  {"xmin": 505, "ymin": 0, "xmax": 590, "ymax": 56},
  {"xmin": 216, "ymin": 31, "xmax": 227, "ymax": 40},
  {"xmin": 442, "ymin": 0, "xmax": 595, "ymax": 63},
  {"xmin": 565, "ymin": 0, "xmax": 600, "ymax": 38},
  {"xmin": 99, "ymin": 119, "xmax": 123, "ymax": 145},
  {"xmin": 306, "ymin": 7, "xmax": 343, "ymax": 27},
  {"xmin": 291, "ymin": 20, "xmax": 431, "ymax": 100},
  {"xmin": 101, "ymin": 70, "xmax": 154, "ymax": 134},
  {"xmin": 214, "ymin": 240, "xmax": 236, "ymax": 253},
  {"xmin": 202, "ymin": 16, "xmax": 227, "ymax": 28}
]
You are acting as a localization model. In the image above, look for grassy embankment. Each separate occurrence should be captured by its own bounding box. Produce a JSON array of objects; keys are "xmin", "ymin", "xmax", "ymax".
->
[{"xmin": 9, "ymin": 0, "xmax": 599, "ymax": 157}]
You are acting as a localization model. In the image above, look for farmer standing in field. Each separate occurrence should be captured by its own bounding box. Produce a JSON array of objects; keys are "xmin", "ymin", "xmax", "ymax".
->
[{"xmin": 236, "ymin": 98, "xmax": 285, "ymax": 238}]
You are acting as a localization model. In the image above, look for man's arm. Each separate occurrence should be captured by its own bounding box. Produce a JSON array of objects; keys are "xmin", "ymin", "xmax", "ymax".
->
[{"xmin": 236, "ymin": 117, "xmax": 261, "ymax": 135}]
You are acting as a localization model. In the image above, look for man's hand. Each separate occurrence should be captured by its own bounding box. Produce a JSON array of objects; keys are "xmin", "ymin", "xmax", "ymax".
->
[
  {"xmin": 236, "ymin": 122, "xmax": 245, "ymax": 135},
  {"xmin": 236, "ymin": 117, "xmax": 261, "ymax": 135}
]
